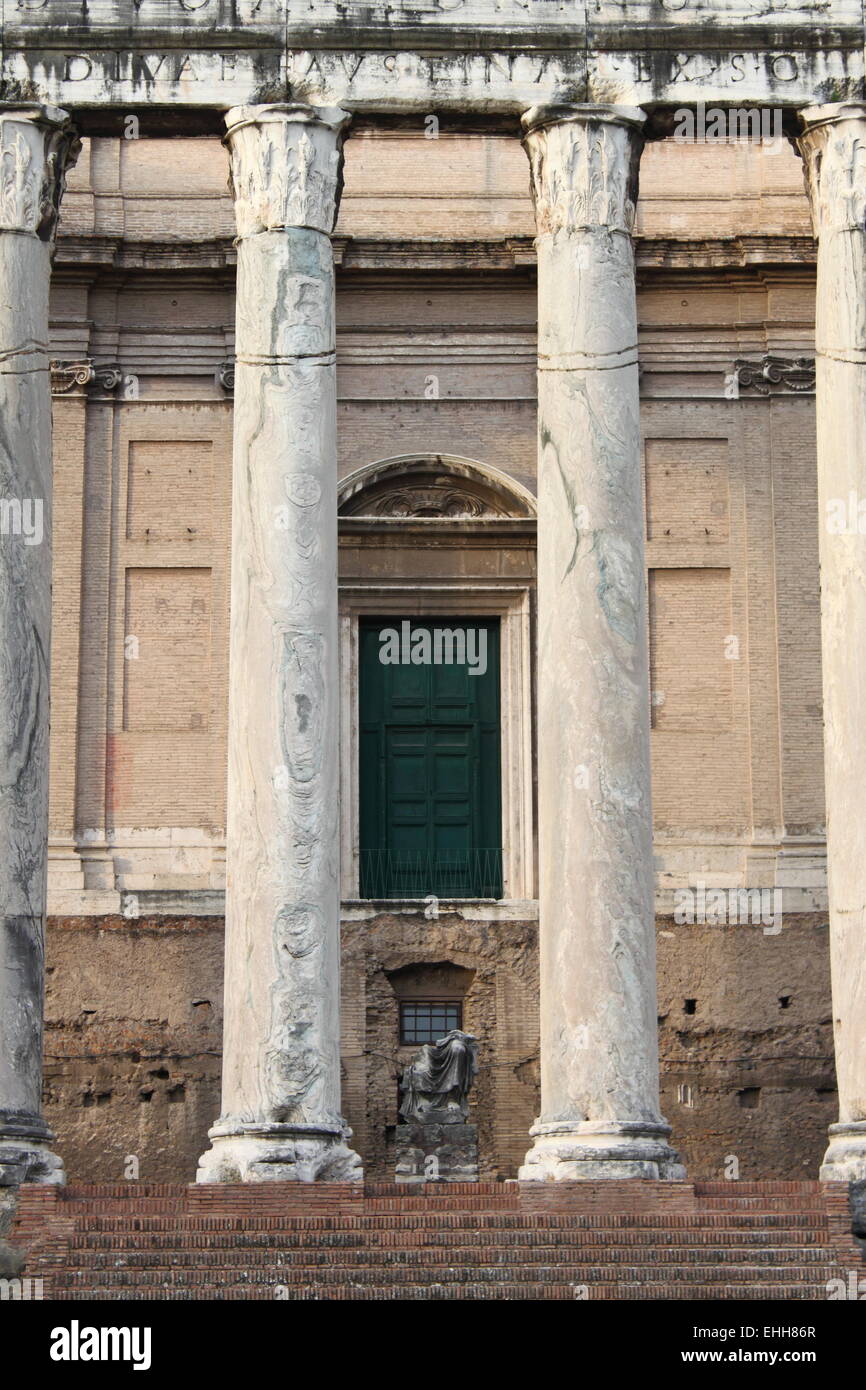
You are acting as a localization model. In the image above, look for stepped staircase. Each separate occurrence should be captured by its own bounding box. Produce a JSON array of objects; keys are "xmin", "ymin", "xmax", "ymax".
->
[{"xmin": 10, "ymin": 1180, "xmax": 864, "ymax": 1300}]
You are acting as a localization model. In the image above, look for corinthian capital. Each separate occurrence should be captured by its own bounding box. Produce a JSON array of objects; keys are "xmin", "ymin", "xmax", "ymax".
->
[
  {"xmin": 521, "ymin": 105, "xmax": 646, "ymax": 238},
  {"xmin": 798, "ymin": 102, "xmax": 866, "ymax": 238},
  {"xmin": 224, "ymin": 104, "xmax": 351, "ymax": 239},
  {"xmin": 0, "ymin": 105, "xmax": 80, "ymax": 242}
]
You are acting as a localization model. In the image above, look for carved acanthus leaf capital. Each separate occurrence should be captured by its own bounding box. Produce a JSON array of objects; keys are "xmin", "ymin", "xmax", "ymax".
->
[
  {"xmin": 224, "ymin": 103, "xmax": 350, "ymax": 239},
  {"xmin": 0, "ymin": 105, "xmax": 80, "ymax": 242},
  {"xmin": 521, "ymin": 105, "xmax": 646, "ymax": 238},
  {"xmin": 799, "ymin": 102, "xmax": 866, "ymax": 237}
]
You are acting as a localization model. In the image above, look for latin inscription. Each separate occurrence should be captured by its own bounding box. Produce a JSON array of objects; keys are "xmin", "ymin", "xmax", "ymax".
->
[{"xmin": 47, "ymin": 48, "xmax": 810, "ymax": 88}]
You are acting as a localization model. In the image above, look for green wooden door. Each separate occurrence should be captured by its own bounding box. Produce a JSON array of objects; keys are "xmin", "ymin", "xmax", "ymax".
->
[{"xmin": 359, "ymin": 619, "xmax": 502, "ymax": 898}]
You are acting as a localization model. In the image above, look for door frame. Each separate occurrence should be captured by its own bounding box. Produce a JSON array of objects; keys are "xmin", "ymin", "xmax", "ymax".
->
[{"xmin": 340, "ymin": 583, "xmax": 534, "ymax": 903}]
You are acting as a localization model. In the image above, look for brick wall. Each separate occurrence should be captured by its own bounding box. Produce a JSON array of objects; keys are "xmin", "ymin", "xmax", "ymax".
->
[{"xmin": 43, "ymin": 914, "xmax": 834, "ymax": 1185}]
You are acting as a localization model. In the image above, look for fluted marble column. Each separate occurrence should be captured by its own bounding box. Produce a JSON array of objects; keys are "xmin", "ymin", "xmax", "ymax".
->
[
  {"xmin": 198, "ymin": 105, "xmax": 361, "ymax": 1182},
  {"xmin": 799, "ymin": 103, "xmax": 866, "ymax": 1181},
  {"xmin": 519, "ymin": 106, "xmax": 683, "ymax": 1180},
  {"xmin": 0, "ymin": 105, "xmax": 79, "ymax": 1186}
]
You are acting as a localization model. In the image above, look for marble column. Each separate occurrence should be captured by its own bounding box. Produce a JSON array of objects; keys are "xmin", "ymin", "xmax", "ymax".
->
[
  {"xmin": 799, "ymin": 103, "xmax": 866, "ymax": 1181},
  {"xmin": 518, "ymin": 106, "xmax": 683, "ymax": 1180},
  {"xmin": 198, "ymin": 104, "xmax": 361, "ymax": 1183},
  {"xmin": 0, "ymin": 105, "xmax": 79, "ymax": 1186}
]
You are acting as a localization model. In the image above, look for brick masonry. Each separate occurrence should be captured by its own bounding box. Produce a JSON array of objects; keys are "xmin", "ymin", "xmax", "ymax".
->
[
  {"xmin": 43, "ymin": 911, "xmax": 836, "ymax": 1185},
  {"xmin": 9, "ymin": 1181, "xmax": 864, "ymax": 1300}
]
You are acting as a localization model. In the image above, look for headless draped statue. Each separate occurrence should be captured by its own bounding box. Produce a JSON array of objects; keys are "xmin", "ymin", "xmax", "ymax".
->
[{"xmin": 399, "ymin": 1029, "xmax": 479, "ymax": 1123}]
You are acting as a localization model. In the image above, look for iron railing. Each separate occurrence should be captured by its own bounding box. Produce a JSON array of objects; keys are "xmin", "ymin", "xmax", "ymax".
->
[{"xmin": 359, "ymin": 848, "xmax": 503, "ymax": 900}]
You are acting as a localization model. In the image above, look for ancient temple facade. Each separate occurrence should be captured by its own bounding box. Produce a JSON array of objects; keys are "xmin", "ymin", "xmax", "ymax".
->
[{"xmin": 1, "ymin": 1, "xmax": 866, "ymax": 1191}]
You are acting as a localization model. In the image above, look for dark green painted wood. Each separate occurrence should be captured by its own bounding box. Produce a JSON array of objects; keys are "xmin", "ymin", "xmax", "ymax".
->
[{"xmin": 359, "ymin": 619, "xmax": 502, "ymax": 898}]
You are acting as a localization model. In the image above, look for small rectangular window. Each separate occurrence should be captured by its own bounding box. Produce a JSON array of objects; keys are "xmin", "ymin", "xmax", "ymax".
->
[{"xmin": 399, "ymin": 1001, "xmax": 462, "ymax": 1046}]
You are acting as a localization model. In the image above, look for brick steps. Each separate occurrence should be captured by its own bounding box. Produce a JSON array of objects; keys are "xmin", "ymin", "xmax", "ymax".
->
[
  {"xmin": 41, "ymin": 1180, "xmax": 831, "ymax": 1197},
  {"xmin": 50, "ymin": 1264, "xmax": 843, "ymax": 1282},
  {"xmin": 11, "ymin": 1180, "xmax": 864, "ymax": 1301},
  {"xmin": 55, "ymin": 1245, "xmax": 840, "ymax": 1266},
  {"xmin": 28, "ymin": 1209, "xmax": 843, "ymax": 1227},
  {"xmin": 62, "ymin": 1233, "xmax": 836, "ymax": 1252},
  {"xmin": 22, "ymin": 1228, "xmax": 848, "ymax": 1259},
  {"xmin": 45, "ymin": 1285, "xmax": 840, "ymax": 1302},
  {"xmin": 692, "ymin": 1198, "xmax": 832, "ymax": 1211},
  {"xmin": 57, "ymin": 1211, "xmax": 839, "ymax": 1229},
  {"xmin": 53, "ymin": 1275, "xmax": 838, "ymax": 1296},
  {"xmin": 47, "ymin": 1278, "xmax": 848, "ymax": 1301}
]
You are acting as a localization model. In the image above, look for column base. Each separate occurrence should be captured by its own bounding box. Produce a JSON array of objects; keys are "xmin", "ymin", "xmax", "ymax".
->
[
  {"xmin": 820, "ymin": 1122, "xmax": 866, "ymax": 1181},
  {"xmin": 519, "ymin": 1120, "xmax": 686, "ymax": 1181},
  {"xmin": 196, "ymin": 1121, "xmax": 363, "ymax": 1184},
  {"xmin": 0, "ymin": 1114, "xmax": 65, "ymax": 1186}
]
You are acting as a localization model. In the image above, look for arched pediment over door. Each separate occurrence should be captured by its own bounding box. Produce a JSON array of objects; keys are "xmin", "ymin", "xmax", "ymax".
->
[{"xmin": 338, "ymin": 454, "xmax": 537, "ymax": 521}]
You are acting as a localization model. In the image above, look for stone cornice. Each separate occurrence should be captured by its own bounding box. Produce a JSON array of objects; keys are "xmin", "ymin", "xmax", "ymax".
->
[
  {"xmin": 3, "ymin": 0, "xmax": 862, "ymax": 47},
  {"xmin": 339, "ymin": 518, "xmax": 537, "ymax": 543},
  {"xmin": 53, "ymin": 236, "xmax": 237, "ymax": 271},
  {"xmin": 51, "ymin": 233, "xmax": 818, "ymax": 276}
]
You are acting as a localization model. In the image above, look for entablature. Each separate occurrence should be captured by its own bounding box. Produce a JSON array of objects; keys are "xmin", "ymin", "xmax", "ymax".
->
[{"xmin": 1, "ymin": 1, "xmax": 863, "ymax": 125}]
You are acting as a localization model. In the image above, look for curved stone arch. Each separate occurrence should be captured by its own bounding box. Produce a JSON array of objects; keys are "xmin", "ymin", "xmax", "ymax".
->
[{"xmin": 338, "ymin": 453, "xmax": 537, "ymax": 521}]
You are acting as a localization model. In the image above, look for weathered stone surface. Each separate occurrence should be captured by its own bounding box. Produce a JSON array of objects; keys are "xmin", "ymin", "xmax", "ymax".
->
[
  {"xmin": 0, "ymin": 1187, "xmax": 24, "ymax": 1276},
  {"xmin": 1, "ymin": 2, "xmax": 863, "ymax": 114},
  {"xmin": 0, "ymin": 104, "xmax": 78, "ymax": 1188},
  {"xmin": 799, "ymin": 102, "xmax": 866, "ymax": 1182},
  {"xmin": 395, "ymin": 1121, "xmax": 479, "ymax": 1183},
  {"xmin": 850, "ymin": 1179, "xmax": 866, "ymax": 1243},
  {"xmin": 519, "ymin": 105, "xmax": 682, "ymax": 1181},
  {"xmin": 197, "ymin": 105, "xmax": 361, "ymax": 1184}
]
